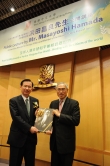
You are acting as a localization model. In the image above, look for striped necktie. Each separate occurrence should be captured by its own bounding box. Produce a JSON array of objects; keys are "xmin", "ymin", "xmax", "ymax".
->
[{"xmin": 25, "ymin": 98, "xmax": 30, "ymax": 116}]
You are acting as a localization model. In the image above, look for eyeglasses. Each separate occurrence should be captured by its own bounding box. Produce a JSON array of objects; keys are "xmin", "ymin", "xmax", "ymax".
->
[{"xmin": 57, "ymin": 88, "xmax": 66, "ymax": 92}]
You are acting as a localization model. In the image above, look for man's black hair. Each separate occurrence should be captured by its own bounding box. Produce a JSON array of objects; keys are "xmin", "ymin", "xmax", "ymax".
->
[{"xmin": 20, "ymin": 79, "xmax": 34, "ymax": 87}]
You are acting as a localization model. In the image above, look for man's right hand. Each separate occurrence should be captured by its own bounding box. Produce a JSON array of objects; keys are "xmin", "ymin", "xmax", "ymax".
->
[{"xmin": 45, "ymin": 130, "xmax": 52, "ymax": 135}]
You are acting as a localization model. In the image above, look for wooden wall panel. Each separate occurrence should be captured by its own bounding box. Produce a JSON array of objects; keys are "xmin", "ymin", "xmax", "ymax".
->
[
  {"xmin": 0, "ymin": 66, "xmax": 10, "ymax": 159},
  {"xmin": 71, "ymin": 48, "xmax": 103, "ymax": 165},
  {"xmin": 0, "ymin": 66, "xmax": 10, "ymax": 136},
  {"xmin": 0, "ymin": 136, "xmax": 9, "ymax": 160},
  {"xmin": 104, "ymin": 154, "xmax": 110, "ymax": 166},
  {"xmin": 0, "ymin": 147, "xmax": 9, "ymax": 160},
  {"xmin": 101, "ymin": 48, "xmax": 110, "ymax": 165},
  {"xmin": 0, "ymin": 66, "xmax": 11, "ymax": 79},
  {"xmin": 75, "ymin": 148, "xmax": 103, "ymax": 166},
  {"xmin": 10, "ymin": 63, "xmax": 26, "ymax": 78},
  {"xmin": 101, "ymin": 49, "xmax": 110, "ymax": 150},
  {"xmin": 0, "ymin": 136, "xmax": 2, "ymax": 159},
  {"xmin": 3, "ymin": 77, "xmax": 23, "ymax": 136},
  {"xmin": 35, "ymin": 159, "xmax": 50, "ymax": 166},
  {"xmin": 36, "ymin": 134, "xmax": 51, "ymax": 162},
  {"xmin": 73, "ymin": 162, "xmax": 89, "ymax": 166}
]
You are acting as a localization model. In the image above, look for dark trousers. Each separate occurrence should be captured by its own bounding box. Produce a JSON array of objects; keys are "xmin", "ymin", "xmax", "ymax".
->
[
  {"xmin": 51, "ymin": 145, "xmax": 74, "ymax": 166},
  {"xmin": 9, "ymin": 139, "xmax": 36, "ymax": 166}
]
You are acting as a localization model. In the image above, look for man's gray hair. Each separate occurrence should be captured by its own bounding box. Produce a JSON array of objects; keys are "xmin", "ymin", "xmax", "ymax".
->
[{"xmin": 56, "ymin": 82, "xmax": 68, "ymax": 89}]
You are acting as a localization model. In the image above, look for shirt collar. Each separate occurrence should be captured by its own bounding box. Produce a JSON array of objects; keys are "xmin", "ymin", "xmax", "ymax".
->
[
  {"xmin": 59, "ymin": 97, "xmax": 67, "ymax": 103},
  {"xmin": 22, "ymin": 95, "xmax": 29, "ymax": 101}
]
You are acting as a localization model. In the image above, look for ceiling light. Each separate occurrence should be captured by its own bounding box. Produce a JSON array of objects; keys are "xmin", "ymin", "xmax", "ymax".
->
[{"xmin": 10, "ymin": 7, "xmax": 15, "ymax": 12}]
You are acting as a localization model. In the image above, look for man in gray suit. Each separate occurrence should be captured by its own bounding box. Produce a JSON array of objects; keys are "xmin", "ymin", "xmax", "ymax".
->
[
  {"xmin": 47, "ymin": 82, "xmax": 80, "ymax": 166},
  {"xmin": 7, "ymin": 79, "xmax": 39, "ymax": 166}
]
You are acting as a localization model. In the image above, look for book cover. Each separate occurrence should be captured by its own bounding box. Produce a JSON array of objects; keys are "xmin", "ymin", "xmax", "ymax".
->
[{"xmin": 34, "ymin": 108, "xmax": 53, "ymax": 132}]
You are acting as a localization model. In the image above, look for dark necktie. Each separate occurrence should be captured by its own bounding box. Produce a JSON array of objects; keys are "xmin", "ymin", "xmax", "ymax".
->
[{"xmin": 25, "ymin": 98, "xmax": 30, "ymax": 116}]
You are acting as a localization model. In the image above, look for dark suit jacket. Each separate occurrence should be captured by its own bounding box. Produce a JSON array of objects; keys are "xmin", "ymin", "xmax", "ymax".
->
[
  {"xmin": 49, "ymin": 97, "xmax": 80, "ymax": 154},
  {"xmin": 7, "ymin": 95, "xmax": 39, "ymax": 148}
]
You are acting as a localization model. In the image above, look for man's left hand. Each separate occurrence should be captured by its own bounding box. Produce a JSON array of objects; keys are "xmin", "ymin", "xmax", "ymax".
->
[{"xmin": 35, "ymin": 108, "xmax": 39, "ymax": 116}]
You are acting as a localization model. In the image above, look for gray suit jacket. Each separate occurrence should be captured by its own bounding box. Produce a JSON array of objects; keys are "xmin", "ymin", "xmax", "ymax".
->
[
  {"xmin": 7, "ymin": 95, "xmax": 39, "ymax": 147},
  {"xmin": 49, "ymin": 97, "xmax": 80, "ymax": 154}
]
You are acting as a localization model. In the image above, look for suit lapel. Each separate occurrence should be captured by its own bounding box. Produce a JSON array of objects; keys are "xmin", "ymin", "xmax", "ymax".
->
[
  {"xmin": 29, "ymin": 97, "xmax": 34, "ymax": 118},
  {"xmin": 56, "ymin": 100, "xmax": 59, "ymax": 109},
  {"xmin": 61, "ymin": 97, "xmax": 69, "ymax": 113}
]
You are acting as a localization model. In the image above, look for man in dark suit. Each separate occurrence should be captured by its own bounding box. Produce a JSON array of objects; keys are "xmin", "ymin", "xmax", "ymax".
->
[
  {"xmin": 7, "ymin": 79, "xmax": 39, "ymax": 166},
  {"xmin": 47, "ymin": 82, "xmax": 80, "ymax": 166}
]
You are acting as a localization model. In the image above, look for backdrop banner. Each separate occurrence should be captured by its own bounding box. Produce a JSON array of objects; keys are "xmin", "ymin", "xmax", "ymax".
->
[{"xmin": 0, "ymin": 0, "xmax": 110, "ymax": 66}]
